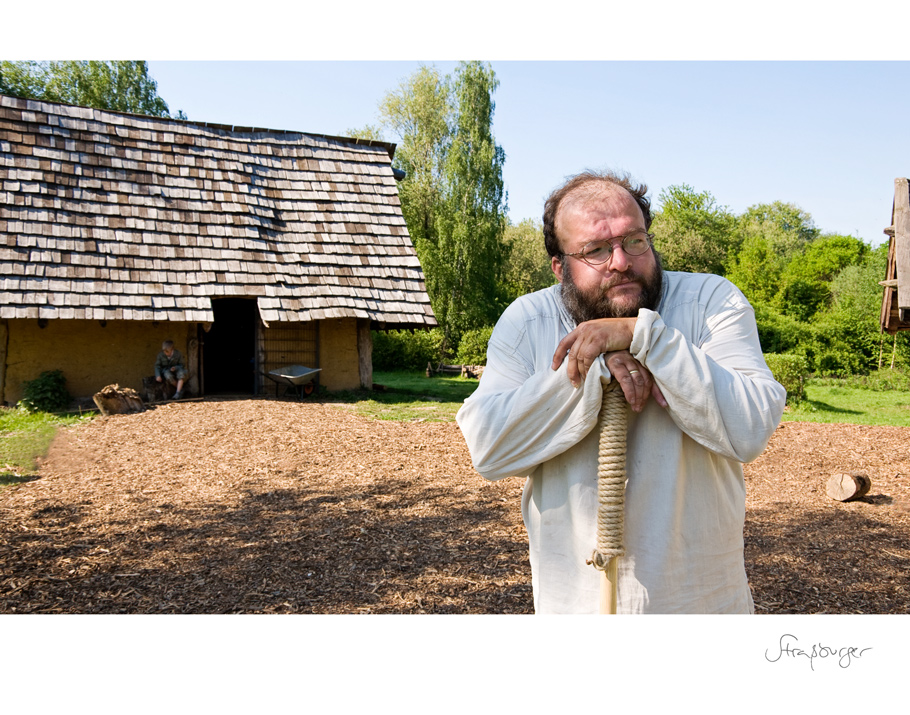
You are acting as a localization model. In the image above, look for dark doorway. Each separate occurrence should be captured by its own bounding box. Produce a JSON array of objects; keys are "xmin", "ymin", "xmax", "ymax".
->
[{"xmin": 202, "ymin": 298, "xmax": 258, "ymax": 395}]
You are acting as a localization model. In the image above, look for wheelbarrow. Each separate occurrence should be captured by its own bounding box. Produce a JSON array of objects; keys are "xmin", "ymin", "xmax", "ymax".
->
[{"xmin": 263, "ymin": 365, "xmax": 321, "ymax": 400}]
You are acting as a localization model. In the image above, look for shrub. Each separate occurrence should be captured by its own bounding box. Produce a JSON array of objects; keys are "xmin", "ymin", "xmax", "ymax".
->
[
  {"xmin": 20, "ymin": 369, "xmax": 72, "ymax": 413},
  {"xmin": 371, "ymin": 328, "xmax": 448, "ymax": 371},
  {"xmin": 752, "ymin": 300, "xmax": 814, "ymax": 356},
  {"xmin": 812, "ymin": 368, "xmax": 910, "ymax": 391},
  {"xmin": 455, "ymin": 326, "xmax": 493, "ymax": 366},
  {"xmin": 763, "ymin": 353, "xmax": 808, "ymax": 404}
]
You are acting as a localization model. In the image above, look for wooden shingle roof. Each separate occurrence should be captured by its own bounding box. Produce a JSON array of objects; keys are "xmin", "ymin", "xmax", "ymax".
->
[{"xmin": 0, "ymin": 94, "xmax": 437, "ymax": 328}]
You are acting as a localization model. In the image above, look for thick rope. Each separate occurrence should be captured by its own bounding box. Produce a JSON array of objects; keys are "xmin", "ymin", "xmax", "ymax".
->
[{"xmin": 588, "ymin": 379, "xmax": 627, "ymax": 571}]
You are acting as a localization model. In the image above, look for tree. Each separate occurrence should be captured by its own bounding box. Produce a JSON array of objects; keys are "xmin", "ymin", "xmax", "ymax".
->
[
  {"xmin": 0, "ymin": 61, "xmax": 184, "ymax": 119},
  {"xmin": 502, "ymin": 218, "xmax": 555, "ymax": 301},
  {"xmin": 810, "ymin": 244, "xmax": 892, "ymax": 375},
  {"xmin": 776, "ymin": 233, "xmax": 869, "ymax": 321},
  {"xmin": 429, "ymin": 61, "xmax": 509, "ymax": 345},
  {"xmin": 727, "ymin": 201, "xmax": 820, "ymax": 305},
  {"xmin": 377, "ymin": 66, "xmax": 452, "ymax": 249},
  {"xmin": 649, "ymin": 184, "xmax": 737, "ymax": 275},
  {"xmin": 343, "ymin": 124, "xmax": 385, "ymax": 142},
  {"xmin": 739, "ymin": 201, "xmax": 820, "ymax": 247},
  {"xmin": 372, "ymin": 62, "xmax": 508, "ymax": 349}
]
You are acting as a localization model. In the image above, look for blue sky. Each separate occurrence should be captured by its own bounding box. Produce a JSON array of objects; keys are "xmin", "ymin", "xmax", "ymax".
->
[{"xmin": 145, "ymin": 60, "xmax": 909, "ymax": 247}]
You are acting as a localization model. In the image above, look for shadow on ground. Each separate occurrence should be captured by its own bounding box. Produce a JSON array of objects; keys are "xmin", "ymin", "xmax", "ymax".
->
[
  {"xmin": 745, "ymin": 500, "xmax": 910, "ymax": 614},
  {"xmin": 0, "ymin": 473, "xmax": 532, "ymax": 614}
]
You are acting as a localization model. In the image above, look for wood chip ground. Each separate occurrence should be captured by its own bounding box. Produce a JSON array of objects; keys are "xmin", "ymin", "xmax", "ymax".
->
[{"xmin": 1, "ymin": 400, "xmax": 909, "ymax": 614}]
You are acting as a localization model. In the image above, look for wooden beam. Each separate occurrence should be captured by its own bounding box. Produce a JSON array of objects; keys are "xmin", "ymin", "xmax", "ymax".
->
[
  {"xmin": 357, "ymin": 318, "xmax": 373, "ymax": 390},
  {"xmin": 894, "ymin": 178, "xmax": 910, "ymax": 311},
  {"xmin": 0, "ymin": 320, "xmax": 7, "ymax": 406}
]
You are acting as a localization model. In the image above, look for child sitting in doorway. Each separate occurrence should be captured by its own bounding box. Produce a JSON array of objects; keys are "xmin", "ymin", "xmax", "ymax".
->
[{"xmin": 154, "ymin": 340, "xmax": 188, "ymax": 400}]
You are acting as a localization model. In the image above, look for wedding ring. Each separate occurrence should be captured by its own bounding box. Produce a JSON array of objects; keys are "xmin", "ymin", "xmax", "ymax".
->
[{"xmin": 629, "ymin": 370, "xmax": 640, "ymax": 374}]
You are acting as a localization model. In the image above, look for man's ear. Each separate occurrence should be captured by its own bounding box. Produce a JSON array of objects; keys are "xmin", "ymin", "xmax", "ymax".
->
[{"xmin": 551, "ymin": 255, "xmax": 564, "ymax": 283}]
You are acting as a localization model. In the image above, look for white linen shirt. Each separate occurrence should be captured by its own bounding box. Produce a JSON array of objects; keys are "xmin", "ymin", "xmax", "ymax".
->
[{"xmin": 456, "ymin": 272, "xmax": 786, "ymax": 614}]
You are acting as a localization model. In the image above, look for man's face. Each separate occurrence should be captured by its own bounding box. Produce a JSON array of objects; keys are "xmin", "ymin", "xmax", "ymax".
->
[
  {"xmin": 551, "ymin": 187, "xmax": 662, "ymax": 324},
  {"xmin": 164, "ymin": 347, "xmax": 173, "ymax": 357}
]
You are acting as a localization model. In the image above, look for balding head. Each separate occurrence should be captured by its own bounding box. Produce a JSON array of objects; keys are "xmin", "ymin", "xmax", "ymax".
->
[{"xmin": 543, "ymin": 171, "xmax": 652, "ymax": 258}]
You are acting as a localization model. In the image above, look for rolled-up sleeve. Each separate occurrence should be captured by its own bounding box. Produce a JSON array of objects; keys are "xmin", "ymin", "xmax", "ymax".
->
[
  {"xmin": 631, "ymin": 293, "xmax": 785, "ymax": 463},
  {"xmin": 457, "ymin": 298, "xmax": 608, "ymax": 481}
]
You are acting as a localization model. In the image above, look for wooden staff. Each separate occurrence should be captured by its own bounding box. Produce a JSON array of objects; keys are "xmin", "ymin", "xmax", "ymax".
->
[{"xmin": 587, "ymin": 378, "xmax": 628, "ymax": 614}]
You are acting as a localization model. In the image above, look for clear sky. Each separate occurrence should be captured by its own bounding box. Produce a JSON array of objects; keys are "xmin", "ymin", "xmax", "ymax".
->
[{"xmin": 144, "ymin": 60, "xmax": 908, "ymax": 247}]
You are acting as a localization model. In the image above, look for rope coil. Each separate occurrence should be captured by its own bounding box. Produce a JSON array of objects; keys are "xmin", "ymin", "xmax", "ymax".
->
[{"xmin": 587, "ymin": 379, "xmax": 628, "ymax": 572}]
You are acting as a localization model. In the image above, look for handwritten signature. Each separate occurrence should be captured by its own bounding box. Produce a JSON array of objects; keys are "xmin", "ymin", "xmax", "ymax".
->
[{"xmin": 765, "ymin": 634, "xmax": 871, "ymax": 671}]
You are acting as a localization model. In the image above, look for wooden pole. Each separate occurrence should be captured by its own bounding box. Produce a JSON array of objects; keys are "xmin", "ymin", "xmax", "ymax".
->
[{"xmin": 599, "ymin": 557, "xmax": 619, "ymax": 614}]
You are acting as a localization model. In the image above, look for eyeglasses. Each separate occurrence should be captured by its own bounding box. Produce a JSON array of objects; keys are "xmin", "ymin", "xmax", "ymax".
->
[{"xmin": 562, "ymin": 230, "xmax": 654, "ymax": 266}]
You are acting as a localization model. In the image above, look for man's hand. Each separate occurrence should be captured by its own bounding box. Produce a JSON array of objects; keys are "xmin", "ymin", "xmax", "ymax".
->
[
  {"xmin": 604, "ymin": 350, "xmax": 667, "ymax": 413},
  {"xmin": 155, "ymin": 376, "xmax": 162, "ymax": 383},
  {"xmin": 551, "ymin": 318, "xmax": 637, "ymax": 387}
]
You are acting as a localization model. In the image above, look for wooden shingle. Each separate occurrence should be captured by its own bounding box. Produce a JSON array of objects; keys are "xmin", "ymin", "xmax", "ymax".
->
[{"xmin": 0, "ymin": 94, "xmax": 436, "ymax": 328}]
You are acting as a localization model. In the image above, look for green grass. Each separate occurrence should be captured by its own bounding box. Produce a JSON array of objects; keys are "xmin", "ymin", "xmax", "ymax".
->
[
  {"xmin": 784, "ymin": 383, "xmax": 910, "ymax": 426},
  {"xmin": 329, "ymin": 370, "xmax": 480, "ymax": 421},
  {"xmin": 338, "ymin": 371, "xmax": 910, "ymax": 427},
  {"xmin": 345, "ymin": 370, "xmax": 910, "ymax": 428},
  {"xmin": 0, "ymin": 407, "xmax": 92, "ymax": 487}
]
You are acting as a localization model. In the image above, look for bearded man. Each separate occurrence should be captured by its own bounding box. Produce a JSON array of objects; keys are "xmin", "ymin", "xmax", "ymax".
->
[{"xmin": 456, "ymin": 171, "xmax": 786, "ymax": 614}]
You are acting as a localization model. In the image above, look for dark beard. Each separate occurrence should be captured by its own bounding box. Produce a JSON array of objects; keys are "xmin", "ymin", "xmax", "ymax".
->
[{"xmin": 560, "ymin": 252, "xmax": 664, "ymax": 324}]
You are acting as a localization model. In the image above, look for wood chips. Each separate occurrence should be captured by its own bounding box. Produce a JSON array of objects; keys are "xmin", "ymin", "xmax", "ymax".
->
[{"xmin": 1, "ymin": 400, "xmax": 909, "ymax": 614}]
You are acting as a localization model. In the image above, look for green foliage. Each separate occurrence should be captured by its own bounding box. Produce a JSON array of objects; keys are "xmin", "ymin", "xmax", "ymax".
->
[
  {"xmin": 343, "ymin": 124, "xmax": 385, "ymax": 142},
  {"xmin": 811, "ymin": 368, "xmax": 910, "ymax": 392},
  {"xmin": 428, "ymin": 61, "xmax": 509, "ymax": 345},
  {"xmin": 726, "ymin": 234, "xmax": 782, "ymax": 304},
  {"xmin": 727, "ymin": 201, "xmax": 820, "ymax": 305},
  {"xmin": 378, "ymin": 66, "xmax": 452, "ymax": 249},
  {"xmin": 374, "ymin": 62, "xmax": 508, "ymax": 348},
  {"xmin": 784, "ymin": 233, "xmax": 868, "ymax": 284},
  {"xmin": 19, "ymin": 370, "xmax": 71, "ymax": 413},
  {"xmin": 650, "ymin": 184, "xmax": 737, "ymax": 274},
  {"xmin": 776, "ymin": 278, "xmax": 830, "ymax": 322},
  {"xmin": 455, "ymin": 326, "xmax": 493, "ymax": 365},
  {"xmin": 502, "ymin": 219, "xmax": 555, "ymax": 301},
  {"xmin": 371, "ymin": 329, "xmax": 449, "ymax": 371},
  {"xmin": 774, "ymin": 233, "xmax": 868, "ymax": 321},
  {"xmin": 0, "ymin": 60, "xmax": 184, "ymax": 118},
  {"xmin": 738, "ymin": 201, "xmax": 820, "ymax": 247},
  {"xmin": 752, "ymin": 300, "xmax": 815, "ymax": 356},
  {"xmin": 808, "ymin": 245, "xmax": 894, "ymax": 376},
  {"xmin": 763, "ymin": 353, "xmax": 808, "ymax": 404}
]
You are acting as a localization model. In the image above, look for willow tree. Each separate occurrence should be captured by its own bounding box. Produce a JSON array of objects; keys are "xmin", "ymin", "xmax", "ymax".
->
[
  {"xmin": 373, "ymin": 62, "xmax": 508, "ymax": 350},
  {"xmin": 378, "ymin": 66, "xmax": 452, "ymax": 250},
  {"xmin": 428, "ymin": 61, "xmax": 508, "ymax": 347}
]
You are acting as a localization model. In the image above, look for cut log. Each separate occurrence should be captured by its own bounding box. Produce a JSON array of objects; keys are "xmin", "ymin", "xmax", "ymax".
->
[
  {"xmin": 826, "ymin": 473, "xmax": 872, "ymax": 502},
  {"xmin": 93, "ymin": 384, "xmax": 145, "ymax": 416}
]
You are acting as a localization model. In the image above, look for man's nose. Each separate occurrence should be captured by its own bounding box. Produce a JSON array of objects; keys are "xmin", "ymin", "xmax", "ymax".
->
[{"xmin": 606, "ymin": 245, "xmax": 632, "ymax": 271}]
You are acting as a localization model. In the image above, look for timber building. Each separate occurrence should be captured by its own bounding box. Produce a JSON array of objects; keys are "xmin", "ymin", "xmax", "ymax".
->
[{"xmin": 0, "ymin": 94, "xmax": 436, "ymax": 403}]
